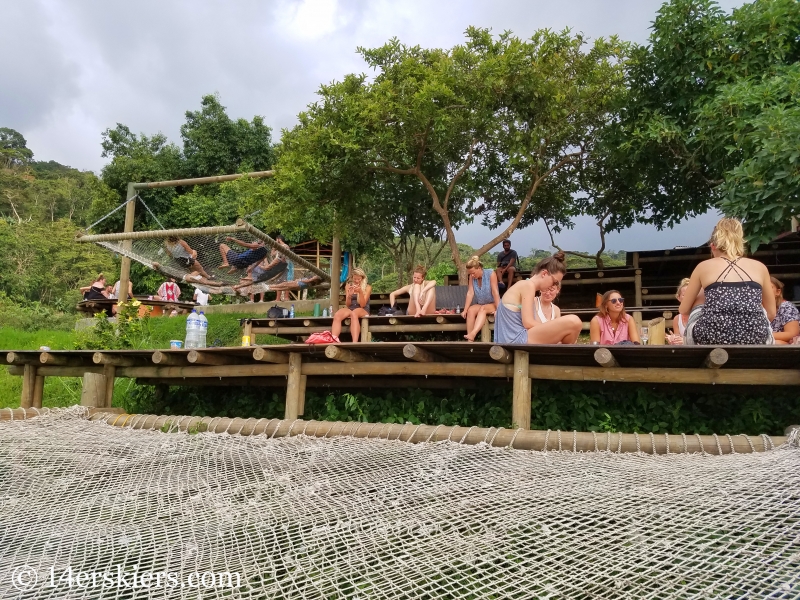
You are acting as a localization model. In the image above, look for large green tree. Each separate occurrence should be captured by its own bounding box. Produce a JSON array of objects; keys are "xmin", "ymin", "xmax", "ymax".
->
[
  {"xmin": 263, "ymin": 28, "xmax": 627, "ymax": 281},
  {"xmin": 622, "ymin": 0, "xmax": 800, "ymax": 248},
  {"xmin": 95, "ymin": 94, "xmax": 275, "ymax": 233}
]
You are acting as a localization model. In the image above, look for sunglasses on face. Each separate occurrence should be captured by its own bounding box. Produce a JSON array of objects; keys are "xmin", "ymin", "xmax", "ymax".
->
[{"xmin": 609, "ymin": 297, "xmax": 624, "ymax": 305}]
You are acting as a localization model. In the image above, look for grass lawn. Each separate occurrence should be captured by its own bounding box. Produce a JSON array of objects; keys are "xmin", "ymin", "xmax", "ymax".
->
[{"xmin": 0, "ymin": 312, "xmax": 281, "ymax": 410}]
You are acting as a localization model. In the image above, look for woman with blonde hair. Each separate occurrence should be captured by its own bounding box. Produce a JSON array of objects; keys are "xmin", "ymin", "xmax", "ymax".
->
[
  {"xmin": 388, "ymin": 265, "xmax": 437, "ymax": 317},
  {"xmin": 332, "ymin": 267, "xmax": 372, "ymax": 342},
  {"xmin": 461, "ymin": 256, "xmax": 501, "ymax": 341},
  {"xmin": 769, "ymin": 277, "xmax": 800, "ymax": 345},
  {"xmin": 590, "ymin": 290, "xmax": 641, "ymax": 345},
  {"xmin": 680, "ymin": 217, "xmax": 775, "ymax": 345},
  {"xmin": 494, "ymin": 252, "xmax": 582, "ymax": 344}
]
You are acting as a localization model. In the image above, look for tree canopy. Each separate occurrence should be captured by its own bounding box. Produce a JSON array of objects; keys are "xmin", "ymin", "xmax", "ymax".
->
[
  {"xmin": 622, "ymin": 0, "xmax": 800, "ymax": 248},
  {"xmin": 261, "ymin": 28, "xmax": 628, "ymax": 280}
]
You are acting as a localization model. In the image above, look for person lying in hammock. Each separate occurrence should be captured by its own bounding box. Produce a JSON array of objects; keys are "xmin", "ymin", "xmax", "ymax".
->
[
  {"xmin": 218, "ymin": 237, "xmax": 269, "ymax": 273},
  {"xmin": 164, "ymin": 236, "xmax": 211, "ymax": 279},
  {"xmin": 232, "ymin": 274, "xmax": 322, "ymax": 294},
  {"xmin": 181, "ymin": 271, "xmax": 226, "ymax": 287},
  {"xmin": 233, "ymin": 251, "xmax": 287, "ymax": 288}
]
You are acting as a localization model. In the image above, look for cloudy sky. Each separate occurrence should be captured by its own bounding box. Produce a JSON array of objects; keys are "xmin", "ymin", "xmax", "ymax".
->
[{"xmin": 3, "ymin": 0, "xmax": 745, "ymax": 254}]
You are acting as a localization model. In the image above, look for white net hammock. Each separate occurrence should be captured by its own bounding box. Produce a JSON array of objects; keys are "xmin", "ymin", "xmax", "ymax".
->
[
  {"xmin": 77, "ymin": 221, "xmax": 331, "ymax": 297},
  {"xmin": 1, "ymin": 407, "xmax": 799, "ymax": 599}
]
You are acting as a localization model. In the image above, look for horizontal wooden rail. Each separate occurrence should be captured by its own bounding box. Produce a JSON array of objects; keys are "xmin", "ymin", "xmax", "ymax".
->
[{"xmin": 85, "ymin": 413, "xmax": 784, "ymax": 455}]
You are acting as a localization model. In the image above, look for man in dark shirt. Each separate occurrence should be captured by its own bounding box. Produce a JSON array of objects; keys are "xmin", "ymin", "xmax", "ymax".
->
[{"xmin": 496, "ymin": 239, "xmax": 518, "ymax": 289}]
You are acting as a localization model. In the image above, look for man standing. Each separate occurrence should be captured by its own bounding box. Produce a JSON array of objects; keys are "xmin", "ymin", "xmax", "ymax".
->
[{"xmin": 496, "ymin": 239, "xmax": 518, "ymax": 290}]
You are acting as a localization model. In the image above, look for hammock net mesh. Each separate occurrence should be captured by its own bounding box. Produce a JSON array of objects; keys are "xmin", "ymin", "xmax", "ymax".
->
[
  {"xmin": 1, "ymin": 407, "xmax": 799, "ymax": 599},
  {"xmin": 83, "ymin": 224, "xmax": 330, "ymax": 296}
]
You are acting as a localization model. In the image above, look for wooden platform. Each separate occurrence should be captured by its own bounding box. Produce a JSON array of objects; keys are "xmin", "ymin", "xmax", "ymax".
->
[
  {"xmin": 241, "ymin": 306, "xmax": 679, "ymax": 343},
  {"xmin": 5, "ymin": 344, "xmax": 800, "ymax": 430}
]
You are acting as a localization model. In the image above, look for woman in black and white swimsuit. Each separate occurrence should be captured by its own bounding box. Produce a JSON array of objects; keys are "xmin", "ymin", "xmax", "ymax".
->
[{"xmin": 679, "ymin": 218, "xmax": 775, "ymax": 345}]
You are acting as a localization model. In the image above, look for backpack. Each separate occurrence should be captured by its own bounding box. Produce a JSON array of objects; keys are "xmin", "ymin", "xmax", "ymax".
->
[
  {"xmin": 305, "ymin": 331, "xmax": 340, "ymax": 344},
  {"xmin": 378, "ymin": 304, "xmax": 405, "ymax": 316},
  {"xmin": 267, "ymin": 305, "xmax": 283, "ymax": 319}
]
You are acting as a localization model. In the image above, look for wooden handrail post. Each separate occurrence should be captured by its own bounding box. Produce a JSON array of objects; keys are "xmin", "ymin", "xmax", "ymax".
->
[
  {"xmin": 80, "ymin": 372, "xmax": 107, "ymax": 408},
  {"xmin": 480, "ymin": 319, "xmax": 492, "ymax": 342},
  {"xmin": 633, "ymin": 251, "xmax": 642, "ymax": 307},
  {"xmin": 20, "ymin": 364, "xmax": 37, "ymax": 409},
  {"xmin": 285, "ymin": 353, "xmax": 303, "ymax": 420},
  {"xmin": 32, "ymin": 374, "xmax": 44, "ymax": 409},
  {"xmin": 512, "ymin": 350, "xmax": 531, "ymax": 430},
  {"xmin": 103, "ymin": 364, "xmax": 116, "ymax": 408},
  {"xmin": 330, "ymin": 236, "xmax": 341, "ymax": 312},
  {"xmin": 361, "ymin": 317, "xmax": 371, "ymax": 342},
  {"xmin": 118, "ymin": 182, "xmax": 137, "ymax": 313}
]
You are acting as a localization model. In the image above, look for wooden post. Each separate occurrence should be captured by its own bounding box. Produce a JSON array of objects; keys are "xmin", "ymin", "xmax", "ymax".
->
[
  {"xmin": 32, "ymin": 375, "xmax": 44, "ymax": 409},
  {"xmin": 512, "ymin": 350, "xmax": 531, "ymax": 430},
  {"xmin": 298, "ymin": 375, "xmax": 307, "ymax": 415},
  {"xmin": 633, "ymin": 310, "xmax": 643, "ymax": 331},
  {"xmin": 489, "ymin": 345, "xmax": 513, "ymax": 364},
  {"xmin": 647, "ymin": 317, "xmax": 666, "ymax": 345},
  {"xmin": 324, "ymin": 345, "xmax": 378, "ymax": 363},
  {"xmin": 361, "ymin": 317, "xmax": 371, "ymax": 342},
  {"xmin": 252, "ymin": 347, "xmax": 289, "ymax": 363},
  {"xmin": 330, "ymin": 235, "xmax": 341, "ymax": 312},
  {"xmin": 480, "ymin": 319, "xmax": 491, "ymax": 342},
  {"xmin": 633, "ymin": 251, "xmax": 642, "ymax": 307},
  {"xmin": 285, "ymin": 353, "xmax": 303, "ymax": 420},
  {"xmin": 118, "ymin": 182, "xmax": 137, "ymax": 313},
  {"xmin": 80, "ymin": 372, "xmax": 107, "ymax": 408},
  {"xmin": 103, "ymin": 364, "xmax": 116, "ymax": 408},
  {"xmin": 243, "ymin": 320, "xmax": 253, "ymax": 344},
  {"xmin": 403, "ymin": 344, "xmax": 445, "ymax": 362},
  {"xmin": 703, "ymin": 348, "xmax": 729, "ymax": 369},
  {"xmin": 152, "ymin": 351, "xmax": 188, "ymax": 365},
  {"xmin": 594, "ymin": 348, "xmax": 620, "ymax": 368},
  {"xmin": 187, "ymin": 351, "xmax": 239, "ymax": 365},
  {"xmin": 20, "ymin": 364, "xmax": 36, "ymax": 408}
]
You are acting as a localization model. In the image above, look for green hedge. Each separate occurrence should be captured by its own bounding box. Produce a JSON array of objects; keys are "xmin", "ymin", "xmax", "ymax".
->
[{"xmin": 123, "ymin": 381, "xmax": 800, "ymax": 436}]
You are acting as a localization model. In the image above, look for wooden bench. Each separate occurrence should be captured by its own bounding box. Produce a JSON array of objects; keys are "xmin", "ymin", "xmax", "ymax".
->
[
  {"xmin": 77, "ymin": 298, "xmax": 198, "ymax": 318},
  {"xmin": 241, "ymin": 305, "xmax": 679, "ymax": 345}
]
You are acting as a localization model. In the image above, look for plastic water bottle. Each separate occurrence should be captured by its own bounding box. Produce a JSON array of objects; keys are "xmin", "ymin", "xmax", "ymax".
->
[
  {"xmin": 197, "ymin": 311, "xmax": 208, "ymax": 348},
  {"xmin": 322, "ymin": 309, "xmax": 328, "ymax": 317},
  {"xmin": 185, "ymin": 309, "xmax": 200, "ymax": 349},
  {"xmin": 456, "ymin": 304, "xmax": 460, "ymax": 314},
  {"xmin": 329, "ymin": 305, "xmax": 333, "ymax": 316},
  {"xmin": 289, "ymin": 304, "xmax": 295, "ymax": 319}
]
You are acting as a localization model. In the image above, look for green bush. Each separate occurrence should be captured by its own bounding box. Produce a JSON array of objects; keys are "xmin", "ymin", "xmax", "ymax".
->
[
  {"xmin": 0, "ymin": 293, "xmax": 78, "ymax": 331},
  {"xmin": 123, "ymin": 380, "xmax": 800, "ymax": 436}
]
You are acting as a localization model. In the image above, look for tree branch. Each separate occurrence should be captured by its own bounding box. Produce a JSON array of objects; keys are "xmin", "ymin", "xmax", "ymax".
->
[{"xmin": 442, "ymin": 138, "xmax": 477, "ymax": 211}]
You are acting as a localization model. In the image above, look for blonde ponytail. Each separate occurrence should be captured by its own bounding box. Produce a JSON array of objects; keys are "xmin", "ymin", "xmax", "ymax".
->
[{"xmin": 710, "ymin": 218, "xmax": 745, "ymax": 259}]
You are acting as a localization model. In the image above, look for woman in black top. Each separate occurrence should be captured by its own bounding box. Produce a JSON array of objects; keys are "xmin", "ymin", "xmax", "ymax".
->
[
  {"xmin": 81, "ymin": 273, "xmax": 109, "ymax": 300},
  {"xmin": 332, "ymin": 268, "xmax": 371, "ymax": 343}
]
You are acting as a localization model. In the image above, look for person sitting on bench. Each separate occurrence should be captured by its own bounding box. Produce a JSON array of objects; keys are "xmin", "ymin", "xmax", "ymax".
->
[
  {"xmin": 389, "ymin": 265, "xmax": 437, "ymax": 317},
  {"xmin": 496, "ymin": 239, "xmax": 518, "ymax": 290},
  {"xmin": 462, "ymin": 256, "xmax": 501, "ymax": 341},
  {"xmin": 80, "ymin": 273, "xmax": 108, "ymax": 300},
  {"xmin": 332, "ymin": 268, "xmax": 371, "ymax": 343}
]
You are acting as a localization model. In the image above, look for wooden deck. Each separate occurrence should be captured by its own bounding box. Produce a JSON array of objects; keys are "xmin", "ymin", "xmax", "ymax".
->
[
  {"xmin": 77, "ymin": 298, "xmax": 198, "ymax": 317},
  {"xmin": 5, "ymin": 343, "xmax": 800, "ymax": 430},
  {"xmin": 241, "ymin": 306, "xmax": 680, "ymax": 343}
]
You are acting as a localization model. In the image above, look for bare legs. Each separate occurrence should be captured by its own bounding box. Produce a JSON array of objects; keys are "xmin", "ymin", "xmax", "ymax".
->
[
  {"xmin": 526, "ymin": 315, "xmax": 582, "ymax": 344},
  {"xmin": 464, "ymin": 304, "xmax": 495, "ymax": 341},
  {"xmin": 331, "ymin": 307, "xmax": 368, "ymax": 342},
  {"xmin": 219, "ymin": 244, "xmax": 231, "ymax": 267}
]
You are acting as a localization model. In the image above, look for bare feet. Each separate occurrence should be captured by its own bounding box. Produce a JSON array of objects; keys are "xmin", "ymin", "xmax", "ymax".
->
[
  {"xmin": 227, "ymin": 267, "xmax": 239, "ymax": 274},
  {"xmin": 463, "ymin": 334, "xmax": 475, "ymax": 342}
]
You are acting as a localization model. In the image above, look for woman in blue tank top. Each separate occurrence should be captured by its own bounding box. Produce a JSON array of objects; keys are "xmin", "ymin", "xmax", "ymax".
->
[{"xmin": 461, "ymin": 256, "xmax": 501, "ymax": 341}]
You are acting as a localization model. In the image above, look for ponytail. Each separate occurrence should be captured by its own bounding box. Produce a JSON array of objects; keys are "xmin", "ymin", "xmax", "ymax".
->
[
  {"xmin": 465, "ymin": 255, "xmax": 483, "ymax": 270},
  {"xmin": 710, "ymin": 218, "xmax": 744, "ymax": 259},
  {"xmin": 534, "ymin": 251, "xmax": 567, "ymax": 276}
]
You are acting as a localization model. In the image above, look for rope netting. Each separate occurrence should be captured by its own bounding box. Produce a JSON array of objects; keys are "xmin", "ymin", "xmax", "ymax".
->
[
  {"xmin": 77, "ymin": 222, "xmax": 330, "ymax": 297},
  {"xmin": 1, "ymin": 407, "xmax": 799, "ymax": 598}
]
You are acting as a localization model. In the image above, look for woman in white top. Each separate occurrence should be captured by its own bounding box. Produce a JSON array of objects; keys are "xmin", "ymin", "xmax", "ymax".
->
[{"xmin": 533, "ymin": 283, "xmax": 561, "ymax": 324}]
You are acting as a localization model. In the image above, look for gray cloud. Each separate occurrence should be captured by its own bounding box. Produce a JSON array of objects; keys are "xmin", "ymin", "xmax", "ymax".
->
[{"xmin": 3, "ymin": 0, "xmax": 744, "ymax": 250}]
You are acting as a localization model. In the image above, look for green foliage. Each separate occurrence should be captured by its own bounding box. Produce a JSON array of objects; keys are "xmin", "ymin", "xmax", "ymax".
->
[
  {"xmin": 263, "ymin": 28, "xmax": 628, "ymax": 282},
  {"xmin": 123, "ymin": 380, "xmax": 799, "ymax": 436},
  {"xmin": 0, "ymin": 128, "xmax": 33, "ymax": 168},
  {"xmin": 0, "ymin": 294, "xmax": 78, "ymax": 332},
  {"xmin": 74, "ymin": 301, "xmax": 150, "ymax": 350},
  {"xmin": 0, "ymin": 220, "xmax": 115, "ymax": 305},
  {"xmin": 623, "ymin": 0, "xmax": 800, "ymax": 246}
]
